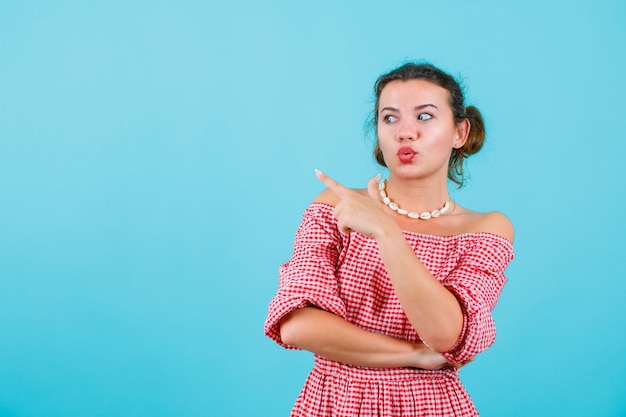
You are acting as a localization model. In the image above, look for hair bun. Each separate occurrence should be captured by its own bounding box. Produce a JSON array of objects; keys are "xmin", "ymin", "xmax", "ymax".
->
[{"xmin": 463, "ymin": 106, "xmax": 485, "ymax": 156}]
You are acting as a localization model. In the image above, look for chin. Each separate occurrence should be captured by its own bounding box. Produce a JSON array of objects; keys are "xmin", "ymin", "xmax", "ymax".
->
[
  {"xmin": 390, "ymin": 165, "xmax": 423, "ymax": 178},
  {"xmin": 392, "ymin": 168, "xmax": 445, "ymax": 183}
]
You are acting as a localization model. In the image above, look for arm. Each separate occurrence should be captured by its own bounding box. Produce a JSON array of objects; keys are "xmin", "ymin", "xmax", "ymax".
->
[
  {"xmin": 375, "ymin": 228, "xmax": 464, "ymax": 352},
  {"xmin": 263, "ymin": 202, "xmax": 451, "ymax": 369},
  {"xmin": 376, "ymin": 212, "xmax": 514, "ymax": 355},
  {"xmin": 280, "ymin": 306, "xmax": 455, "ymax": 370},
  {"xmin": 315, "ymin": 170, "xmax": 463, "ymax": 352},
  {"xmin": 314, "ymin": 170, "xmax": 514, "ymax": 354}
]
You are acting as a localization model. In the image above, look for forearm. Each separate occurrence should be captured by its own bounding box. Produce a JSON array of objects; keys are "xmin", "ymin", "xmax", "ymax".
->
[
  {"xmin": 279, "ymin": 306, "xmax": 424, "ymax": 368},
  {"xmin": 376, "ymin": 227, "xmax": 464, "ymax": 352}
]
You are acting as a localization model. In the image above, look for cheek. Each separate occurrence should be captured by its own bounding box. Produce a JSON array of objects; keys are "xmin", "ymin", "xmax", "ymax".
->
[
  {"xmin": 377, "ymin": 124, "xmax": 393, "ymax": 143},
  {"xmin": 429, "ymin": 125, "xmax": 457, "ymax": 145},
  {"xmin": 377, "ymin": 135, "xmax": 394, "ymax": 154}
]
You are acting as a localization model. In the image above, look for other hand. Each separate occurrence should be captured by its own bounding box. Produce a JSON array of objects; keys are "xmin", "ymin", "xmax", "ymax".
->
[{"xmin": 415, "ymin": 346, "xmax": 475, "ymax": 371}]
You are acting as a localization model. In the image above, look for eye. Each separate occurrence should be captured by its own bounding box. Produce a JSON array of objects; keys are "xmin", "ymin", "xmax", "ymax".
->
[
  {"xmin": 417, "ymin": 113, "xmax": 433, "ymax": 121},
  {"xmin": 382, "ymin": 115, "xmax": 397, "ymax": 124}
]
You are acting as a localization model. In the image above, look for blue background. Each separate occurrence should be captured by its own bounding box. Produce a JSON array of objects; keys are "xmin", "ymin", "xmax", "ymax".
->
[{"xmin": 1, "ymin": 1, "xmax": 625, "ymax": 416}]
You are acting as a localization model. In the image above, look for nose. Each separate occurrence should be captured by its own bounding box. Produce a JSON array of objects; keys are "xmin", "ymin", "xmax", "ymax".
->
[{"xmin": 396, "ymin": 119, "xmax": 418, "ymax": 141}]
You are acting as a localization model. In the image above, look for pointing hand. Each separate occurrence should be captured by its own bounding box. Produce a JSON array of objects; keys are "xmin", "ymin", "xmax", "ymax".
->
[{"xmin": 315, "ymin": 169, "xmax": 392, "ymax": 238}]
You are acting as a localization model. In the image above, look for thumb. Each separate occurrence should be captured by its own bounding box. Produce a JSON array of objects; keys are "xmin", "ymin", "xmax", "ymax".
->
[{"xmin": 367, "ymin": 174, "xmax": 381, "ymax": 200}]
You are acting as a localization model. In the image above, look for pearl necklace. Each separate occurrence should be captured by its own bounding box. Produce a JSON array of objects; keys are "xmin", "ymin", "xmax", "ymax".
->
[{"xmin": 378, "ymin": 179, "xmax": 450, "ymax": 220}]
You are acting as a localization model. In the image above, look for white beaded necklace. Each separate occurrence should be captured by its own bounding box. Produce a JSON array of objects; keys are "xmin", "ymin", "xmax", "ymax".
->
[{"xmin": 378, "ymin": 179, "xmax": 450, "ymax": 220}]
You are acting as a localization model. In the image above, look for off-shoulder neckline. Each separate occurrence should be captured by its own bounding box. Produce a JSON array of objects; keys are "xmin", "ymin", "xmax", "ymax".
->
[{"xmin": 308, "ymin": 201, "xmax": 514, "ymax": 250}]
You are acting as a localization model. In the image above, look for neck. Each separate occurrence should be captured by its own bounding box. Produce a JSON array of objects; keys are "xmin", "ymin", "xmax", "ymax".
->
[{"xmin": 384, "ymin": 175, "xmax": 451, "ymax": 213}]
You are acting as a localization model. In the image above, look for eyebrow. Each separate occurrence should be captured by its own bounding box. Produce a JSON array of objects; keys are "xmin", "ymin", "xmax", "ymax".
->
[{"xmin": 380, "ymin": 104, "xmax": 439, "ymax": 112}]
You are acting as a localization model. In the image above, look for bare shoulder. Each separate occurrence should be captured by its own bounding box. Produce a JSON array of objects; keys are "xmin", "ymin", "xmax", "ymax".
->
[
  {"xmin": 475, "ymin": 211, "xmax": 515, "ymax": 244},
  {"xmin": 313, "ymin": 187, "xmax": 366, "ymax": 207},
  {"xmin": 313, "ymin": 188, "xmax": 340, "ymax": 206}
]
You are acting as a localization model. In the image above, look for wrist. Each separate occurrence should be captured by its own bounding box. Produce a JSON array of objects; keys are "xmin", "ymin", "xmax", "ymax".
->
[
  {"xmin": 373, "ymin": 217, "xmax": 403, "ymax": 242},
  {"xmin": 407, "ymin": 343, "xmax": 428, "ymax": 368}
]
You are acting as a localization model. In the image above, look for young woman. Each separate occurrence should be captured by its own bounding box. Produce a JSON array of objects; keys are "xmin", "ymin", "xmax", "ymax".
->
[{"xmin": 264, "ymin": 62, "xmax": 515, "ymax": 416}]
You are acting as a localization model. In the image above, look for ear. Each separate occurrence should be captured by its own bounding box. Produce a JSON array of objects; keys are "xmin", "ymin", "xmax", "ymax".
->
[{"xmin": 453, "ymin": 118, "xmax": 470, "ymax": 149}]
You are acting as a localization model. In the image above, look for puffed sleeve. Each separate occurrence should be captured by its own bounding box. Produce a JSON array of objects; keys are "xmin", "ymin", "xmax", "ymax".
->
[
  {"xmin": 264, "ymin": 203, "xmax": 347, "ymax": 349},
  {"xmin": 441, "ymin": 235, "xmax": 514, "ymax": 364}
]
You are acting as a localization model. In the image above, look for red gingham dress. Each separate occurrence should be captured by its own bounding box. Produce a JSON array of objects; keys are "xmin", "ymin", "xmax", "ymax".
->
[{"xmin": 265, "ymin": 203, "xmax": 514, "ymax": 417}]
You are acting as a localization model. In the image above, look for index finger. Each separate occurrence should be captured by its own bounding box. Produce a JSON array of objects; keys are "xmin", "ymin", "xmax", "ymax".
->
[{"xmin": 314, "ymin": 169, "xmax": 351, "ymax": 198}]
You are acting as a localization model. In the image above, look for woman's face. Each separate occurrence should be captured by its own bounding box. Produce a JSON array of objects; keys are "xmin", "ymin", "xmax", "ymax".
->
[{"xmin": 377, "ymin": 79, "xmax": 466, "ymax": 180}]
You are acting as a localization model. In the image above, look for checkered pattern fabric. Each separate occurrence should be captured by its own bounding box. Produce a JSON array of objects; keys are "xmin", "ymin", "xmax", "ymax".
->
[{"xmin": 265, "ymin": 203, "xmax": 514, "ymax": 416}]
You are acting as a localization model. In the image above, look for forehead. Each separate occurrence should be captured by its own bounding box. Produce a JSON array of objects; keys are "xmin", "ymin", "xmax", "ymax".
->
[{"xmin": 379, "ymin": 79, "xmax": 450, "ymax": 108}]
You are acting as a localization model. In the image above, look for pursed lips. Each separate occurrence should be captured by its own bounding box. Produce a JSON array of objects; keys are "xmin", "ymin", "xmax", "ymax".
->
[
  {"xmin": 397, "ymin": 146, "xmax": 417, "ymax": 162},
  {"xmin": 397, "ymin": 146, "xmax": 416, "ymax": 156}
]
